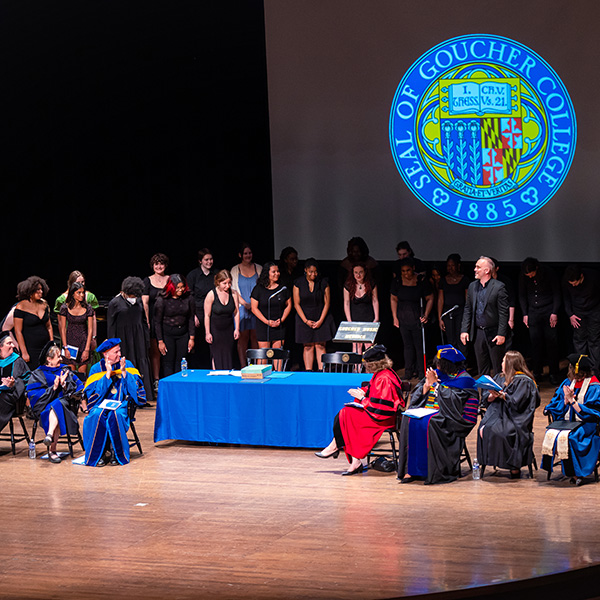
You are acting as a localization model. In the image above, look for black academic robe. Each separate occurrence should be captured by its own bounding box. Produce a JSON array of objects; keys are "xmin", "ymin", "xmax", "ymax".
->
[
  {"xmin": 107, "ymin": 294, "xmax": 153, "ymax": 401},
  {"xmin": 477, "ymin": 373, "xmax": 540, "ymax": 470},
  {"xmin": 0, "ymin": 355, "xmax": 30, "ymax": 432},
  {"xmin": 398, "ymin": 375, "xmax": 478, "ymax": 484}
]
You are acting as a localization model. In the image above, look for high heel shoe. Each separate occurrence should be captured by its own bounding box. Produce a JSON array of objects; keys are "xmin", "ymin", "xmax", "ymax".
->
[
  {"xmin": 314, "ymin": 450, "xmax": 340, "ymax": 459},
  {"xmin": 43, "ymin": 435, "xmax": 53, "ymax": 447},
  {"xmin": 342, "ymin": 464, "xmax": 364, "ymax": 476}
]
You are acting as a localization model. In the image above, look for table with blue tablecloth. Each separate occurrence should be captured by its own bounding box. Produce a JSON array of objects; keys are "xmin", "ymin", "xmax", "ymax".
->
[{"xmin": 153, "ymin": 370, "xmax": 369, "ymax": 448}]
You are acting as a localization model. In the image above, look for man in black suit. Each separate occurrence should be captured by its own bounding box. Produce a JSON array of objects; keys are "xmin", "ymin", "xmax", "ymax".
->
[{"xmin": 460, "ymin": 256, "xmax": 509, "ymax": 376}]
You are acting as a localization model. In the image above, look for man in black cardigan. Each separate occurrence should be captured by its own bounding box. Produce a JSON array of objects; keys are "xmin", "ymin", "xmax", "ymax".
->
[{"xmin": 460, "ymin": 256, "xmax": 509, "ymax": 376}]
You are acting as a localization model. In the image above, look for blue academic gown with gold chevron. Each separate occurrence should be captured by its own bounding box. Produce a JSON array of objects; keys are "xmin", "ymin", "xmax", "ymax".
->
[{"xmin": 82, "ymin": 359, "xmax": 146, "ymax": 466}]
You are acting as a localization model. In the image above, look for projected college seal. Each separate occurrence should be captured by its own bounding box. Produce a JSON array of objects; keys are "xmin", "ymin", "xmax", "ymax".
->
[{"xmin": 389, "ymin": 34, "xmax": 576, "ymax": 226}]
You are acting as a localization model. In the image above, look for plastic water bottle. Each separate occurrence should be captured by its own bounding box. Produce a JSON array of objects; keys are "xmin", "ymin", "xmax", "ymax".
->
[
  {"xmin": 181, "ymin": 357, "xmax": 188, "ymax": 377},
  {"xmin": 472, "ymin": 458, "xmax": 481, "ymax": 480},
  {"xmin": 28, "ymin": 439, "xmax": 36, "ymax": 460}
]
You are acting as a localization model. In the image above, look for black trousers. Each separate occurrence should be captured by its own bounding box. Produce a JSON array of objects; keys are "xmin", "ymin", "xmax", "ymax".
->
[
  {"xmin": 400, "ymin": 324, "xmax": 424, "ymax": 378},
  {"xmin": 572, "ymin": 309, "xmax": 600, "ymax": 376},
  {"xmin": 473, "ymin": 327, "xmax": 505, "ymax": 377},
  {"xmin": 528, "ymin": 308, "xmax": 559, "ymax": 377},
  {"xmin": 161, "ymin": 324, "xmax": 189, "ymax": 377}
]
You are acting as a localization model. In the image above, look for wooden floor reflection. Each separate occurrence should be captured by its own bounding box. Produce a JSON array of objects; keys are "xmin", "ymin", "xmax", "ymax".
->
[{"xmin": 1, "ymin": 382, "xmax": 599, "ymax": 599}]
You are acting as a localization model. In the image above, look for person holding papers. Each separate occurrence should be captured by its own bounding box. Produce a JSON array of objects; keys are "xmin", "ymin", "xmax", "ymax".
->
[
  {"xmin": 398, "ymin": 345, "xmax": 478, "ymax": 485},
  {"xmin": 82, "ymin": 338, "xmax": 146, "ymax": 467},
  {"xmin": 315, "ymin": 345, "xmax": 405, "ymax": 476},
  {"xmin": 476, "ymin": 351, "xmax": 539, "ymax": 479},
  {"xmin": 27, "ymin": 341, "xmax": 82, "ymax": 464},
  {"xmin": 542, "ymin": 354, "xmax": 600, "ymax": 485},
  {"xmin": 58, "ymin": 281, "xmax": 95, "ymax": 378}
]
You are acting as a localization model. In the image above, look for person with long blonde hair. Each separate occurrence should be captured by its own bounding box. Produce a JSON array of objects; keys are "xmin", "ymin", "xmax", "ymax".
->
[{"xmin": 477, "ymin": 350, "xmax": 540, "ymax": 479}]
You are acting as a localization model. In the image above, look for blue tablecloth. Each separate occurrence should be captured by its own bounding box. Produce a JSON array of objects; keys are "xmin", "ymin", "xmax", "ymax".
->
[{"xmin": 153, "ymin": 370, "xmax": 369, "ymax": 448}]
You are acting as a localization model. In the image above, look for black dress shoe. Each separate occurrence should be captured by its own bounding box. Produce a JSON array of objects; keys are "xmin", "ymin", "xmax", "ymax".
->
[
  {"xmin": 401, "ymin": 476, "xmax": 417, "ymax": 484},
  {"xmin": 575, "ymin": 477, "xmax": 585, "ymax": 487},
  {"xmin": 110, "ymin": 456, "xmax": 119, "ymax": 465},
  {"xmin": 314, "ymin": 450, "xmax": 340, "ymax": 459},
  {"xmin": 342, "ymin": 464, "xmax": 364, "ymax": 476},
  {"xmin": 509, "ymin": 470, "xmax": 521, "ymax": 479},
  {"xmin": 48, "ymin": 453, "xmax": 61, "ymax": 464},
  {"xmin": 96, "ymin": 459, "xmax": 106, "ymax": 467}
]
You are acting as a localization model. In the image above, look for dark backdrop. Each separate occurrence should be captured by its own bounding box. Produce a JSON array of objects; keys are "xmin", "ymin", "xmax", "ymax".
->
[{"xmin": 0, "ymin": 0, "xmax": 273, "ymax": 312}]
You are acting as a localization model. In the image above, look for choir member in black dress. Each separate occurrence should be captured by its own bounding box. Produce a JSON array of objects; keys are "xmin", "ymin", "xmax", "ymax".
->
[
  {"xmin": 107, "ymin": 277, "xmax": 153, "ymax": 402},
  {"xmin": 251, "ymin": 262, "xmax": 292, "ymax": 353},
  {"xmin": 187, "ymin": 248, "xmax": 216, "ymax": 369},
  {"xmin": 477, "ymin": 350, "xmax": 540, "ymax": 478},
  {"xmin": 294, "ymin": 259, "xmax": 336, "ymax": 371},
  {"xmin": 0, "ymin": 332, "xmax": 30, "ymax": 436},
  {"xmin": 278, "ymin": 247, "xmax": 303, "ymax": 370},
  {"xmin": 154, "ymin": 274, "xmax": 196, "ymax": 377},
  {"xmin": 204, "ymin": 270, "xmax": 240, "ymax": 370},
  {"xmin": 142, "ymin": 253, "xmax": 169, "ymax": 391},
  {"xmin": 390, "ymin": 259, "xmax": 434, "ymax": 379},
  {"xmin": 58, "ymin": 282, "xmax": 95, "ymax": 377},
  {"xmin": 518, "ymin": 257, "xmax": 561, "ymax": 383},
  {"xmin": 338, "ymin": 237, "xmax": 379, "ymax": 291},
  {"xmin": 437, "ymin": 254, "xmax": 469, "ymax": 353},
  {"xmin": 398, "ymin": 345, "xmax": 478, "ymax": 485},
  {"xmin": 27, "ymin": 341, "xmax": 83, "ymax": 464},
  {"xmin": 393, "ymin": 241, "xmax": 426, "ymax": 280},
  {"xmin": 343, "ymin": 264, "xmax": 379, "ymax": 354},
  {"xmin": 13, "ymin": 276, "xmax": 53, "ymax": 369}
]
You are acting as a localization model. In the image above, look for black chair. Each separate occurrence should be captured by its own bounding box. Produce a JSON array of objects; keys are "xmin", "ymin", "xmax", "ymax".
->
[
  {"xmin": 0, "ymin": 409, "xmax": 31, "ymax": 455},
  {"xmin": 321, "ymin": 352, "xmax": 363, "ymax": 373},
  {"xmin": 246, "ymin": 348, "xmax": 290, "ymax": 371},
  {"xmin": 368, "ymin": 380, "xmax": 412, "ymax": 470},
  {"xmin": 128, "ymin": 401, "xmax": 143, "ymax": 455},
  {"xmin": 458, "ymin": 439, "xmax": 472, "ymax": 476}
]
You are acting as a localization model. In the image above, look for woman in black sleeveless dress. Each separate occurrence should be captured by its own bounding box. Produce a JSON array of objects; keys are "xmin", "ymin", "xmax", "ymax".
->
[
  {"xmin": 343, "ymin": 264, "xmax": 379, "ymax": 354},
  {"xmin": 13, "ymin": 276, "xmax": 53, "ymax": 369},
  {"xmin": 204, "ymin": 270, "xmax": 240, "ymax": 369}
]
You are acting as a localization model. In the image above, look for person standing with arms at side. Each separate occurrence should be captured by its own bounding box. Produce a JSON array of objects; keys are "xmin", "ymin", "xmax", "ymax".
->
[
  {"xmin": 437, "ymin": 253, "xmax": 469, "ymax": 354},
  {"xmin": 142, "ymin": 253, "xmax": 169, "ymax": 393},
  {"xmin": 460, "ymin": 256, "xmax": 509, "ymax": 377},
  {"xmin": 187, "ymin": 248, "xmax": 216, "ymax": 369},
  {"xmin": 562, "ymin": 264, "xmax": 600, "ymax": 377},
  {"xmin": 519, "ymin": 257, "xmax": 561, "ymax": 384},
  {"xmin": 231, "ymin": 243, "xmax": 262, "ymax": 368}
]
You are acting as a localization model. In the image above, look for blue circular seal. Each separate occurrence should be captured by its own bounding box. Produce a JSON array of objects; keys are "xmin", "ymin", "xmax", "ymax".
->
[{"xmin": 389, "ymin": 34, "xmax": 576, "ymax": 227}]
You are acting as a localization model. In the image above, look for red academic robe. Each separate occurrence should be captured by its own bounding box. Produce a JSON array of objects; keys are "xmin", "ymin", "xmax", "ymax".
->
[{"xmin": 338, "ymin": 368, "xmax": 405, "ymax": 460}]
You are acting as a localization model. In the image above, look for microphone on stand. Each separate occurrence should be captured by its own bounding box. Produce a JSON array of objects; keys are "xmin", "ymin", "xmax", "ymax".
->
[{"xmin": 441, "ymin": 305, "xmax": 459, "ymax": 320}]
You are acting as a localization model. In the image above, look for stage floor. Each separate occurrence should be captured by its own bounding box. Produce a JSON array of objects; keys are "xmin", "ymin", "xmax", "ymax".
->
[{"xmin": 1, "ymin": 381, "xmax": 600, "ymax": 599}]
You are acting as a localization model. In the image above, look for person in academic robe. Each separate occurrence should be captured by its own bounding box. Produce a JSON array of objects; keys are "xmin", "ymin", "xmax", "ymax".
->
[
  {"xmin": 542, "ymin": 354, "xmax": 600, "ymax": 486},
  {"xmin": 398, "ymin": 345, "xmax": 478, "ymax": 485},
  {"xmin": 107, "ymin": 277, "xmax": 153, "ymax": 403},
  {"xmin": 477, "ymin": 350, "xmax": 540, "ymax": 479},
  {"xmin": 0, "ymin": 331, "xmax": 30, "ymax": 435},
  {"xmin": 26, "ymin": 341, "xmax": 83, "ymax": 464},
  {"xmin": 315, "ymin": 344, "xmax": 405, "ymax": 476},
  {"xmin": 82, "ymin": 338, "xmax": 146, "ymax": 467}
]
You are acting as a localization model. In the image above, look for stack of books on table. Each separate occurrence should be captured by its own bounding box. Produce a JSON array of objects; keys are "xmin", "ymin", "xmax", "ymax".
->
[{"xmin": 241, "ymin": 365, "xmax": 273, "ymax": 380}]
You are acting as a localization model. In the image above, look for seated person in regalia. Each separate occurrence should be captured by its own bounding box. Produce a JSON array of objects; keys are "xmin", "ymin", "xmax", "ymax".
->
[
  {"xmin": 27, "ymin": 341, "xmax": 83, "ymax": 463},
  {"xmin": 477, "ymin": 350, "xmax": 540, "ymax": 479},
  {"xmin": 543, "ymin": 354, "xmax": 600, "ymax": 486},
  {"xmin": 82, "ymin": 338, "xmax": 146, "ymax": 467},
  {"xmin": 398, "ymin": 345, "xmax": 478, "ymax": 485},
  {"xmin": 0, "ymin": 331, "xmax": 30, "ymax": 438}
]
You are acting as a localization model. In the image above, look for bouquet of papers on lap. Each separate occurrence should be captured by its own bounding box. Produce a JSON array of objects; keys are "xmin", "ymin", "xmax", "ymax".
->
[
  {"xmin": 475, "ymin": 375, "xmax": 503, "ymax": 392},
  {"xmin": 344, "ymin": 401, "xmax": 364, "ymax": 409},
  {"xmin": 403, "ymin": 407, "xmax": 439, "ymax": 419}
]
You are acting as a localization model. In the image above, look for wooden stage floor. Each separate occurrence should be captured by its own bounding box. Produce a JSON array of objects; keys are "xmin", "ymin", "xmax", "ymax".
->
[{"xmin": 2, "ymin": 381, "xmax": 600, "ymax": 600}]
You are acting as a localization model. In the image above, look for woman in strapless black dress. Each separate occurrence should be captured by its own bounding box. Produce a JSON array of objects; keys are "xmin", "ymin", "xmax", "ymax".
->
[
  {"xmin": 343, "ymin": 264, "xmax": 379, "ymax": 354},
  {"xmin": 204, "ymin": 270, "xmax": 240, "ymax": 370},
  {"xmin": 13, "ymin": 276, "xmax": 53, "ymax": 369}
]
